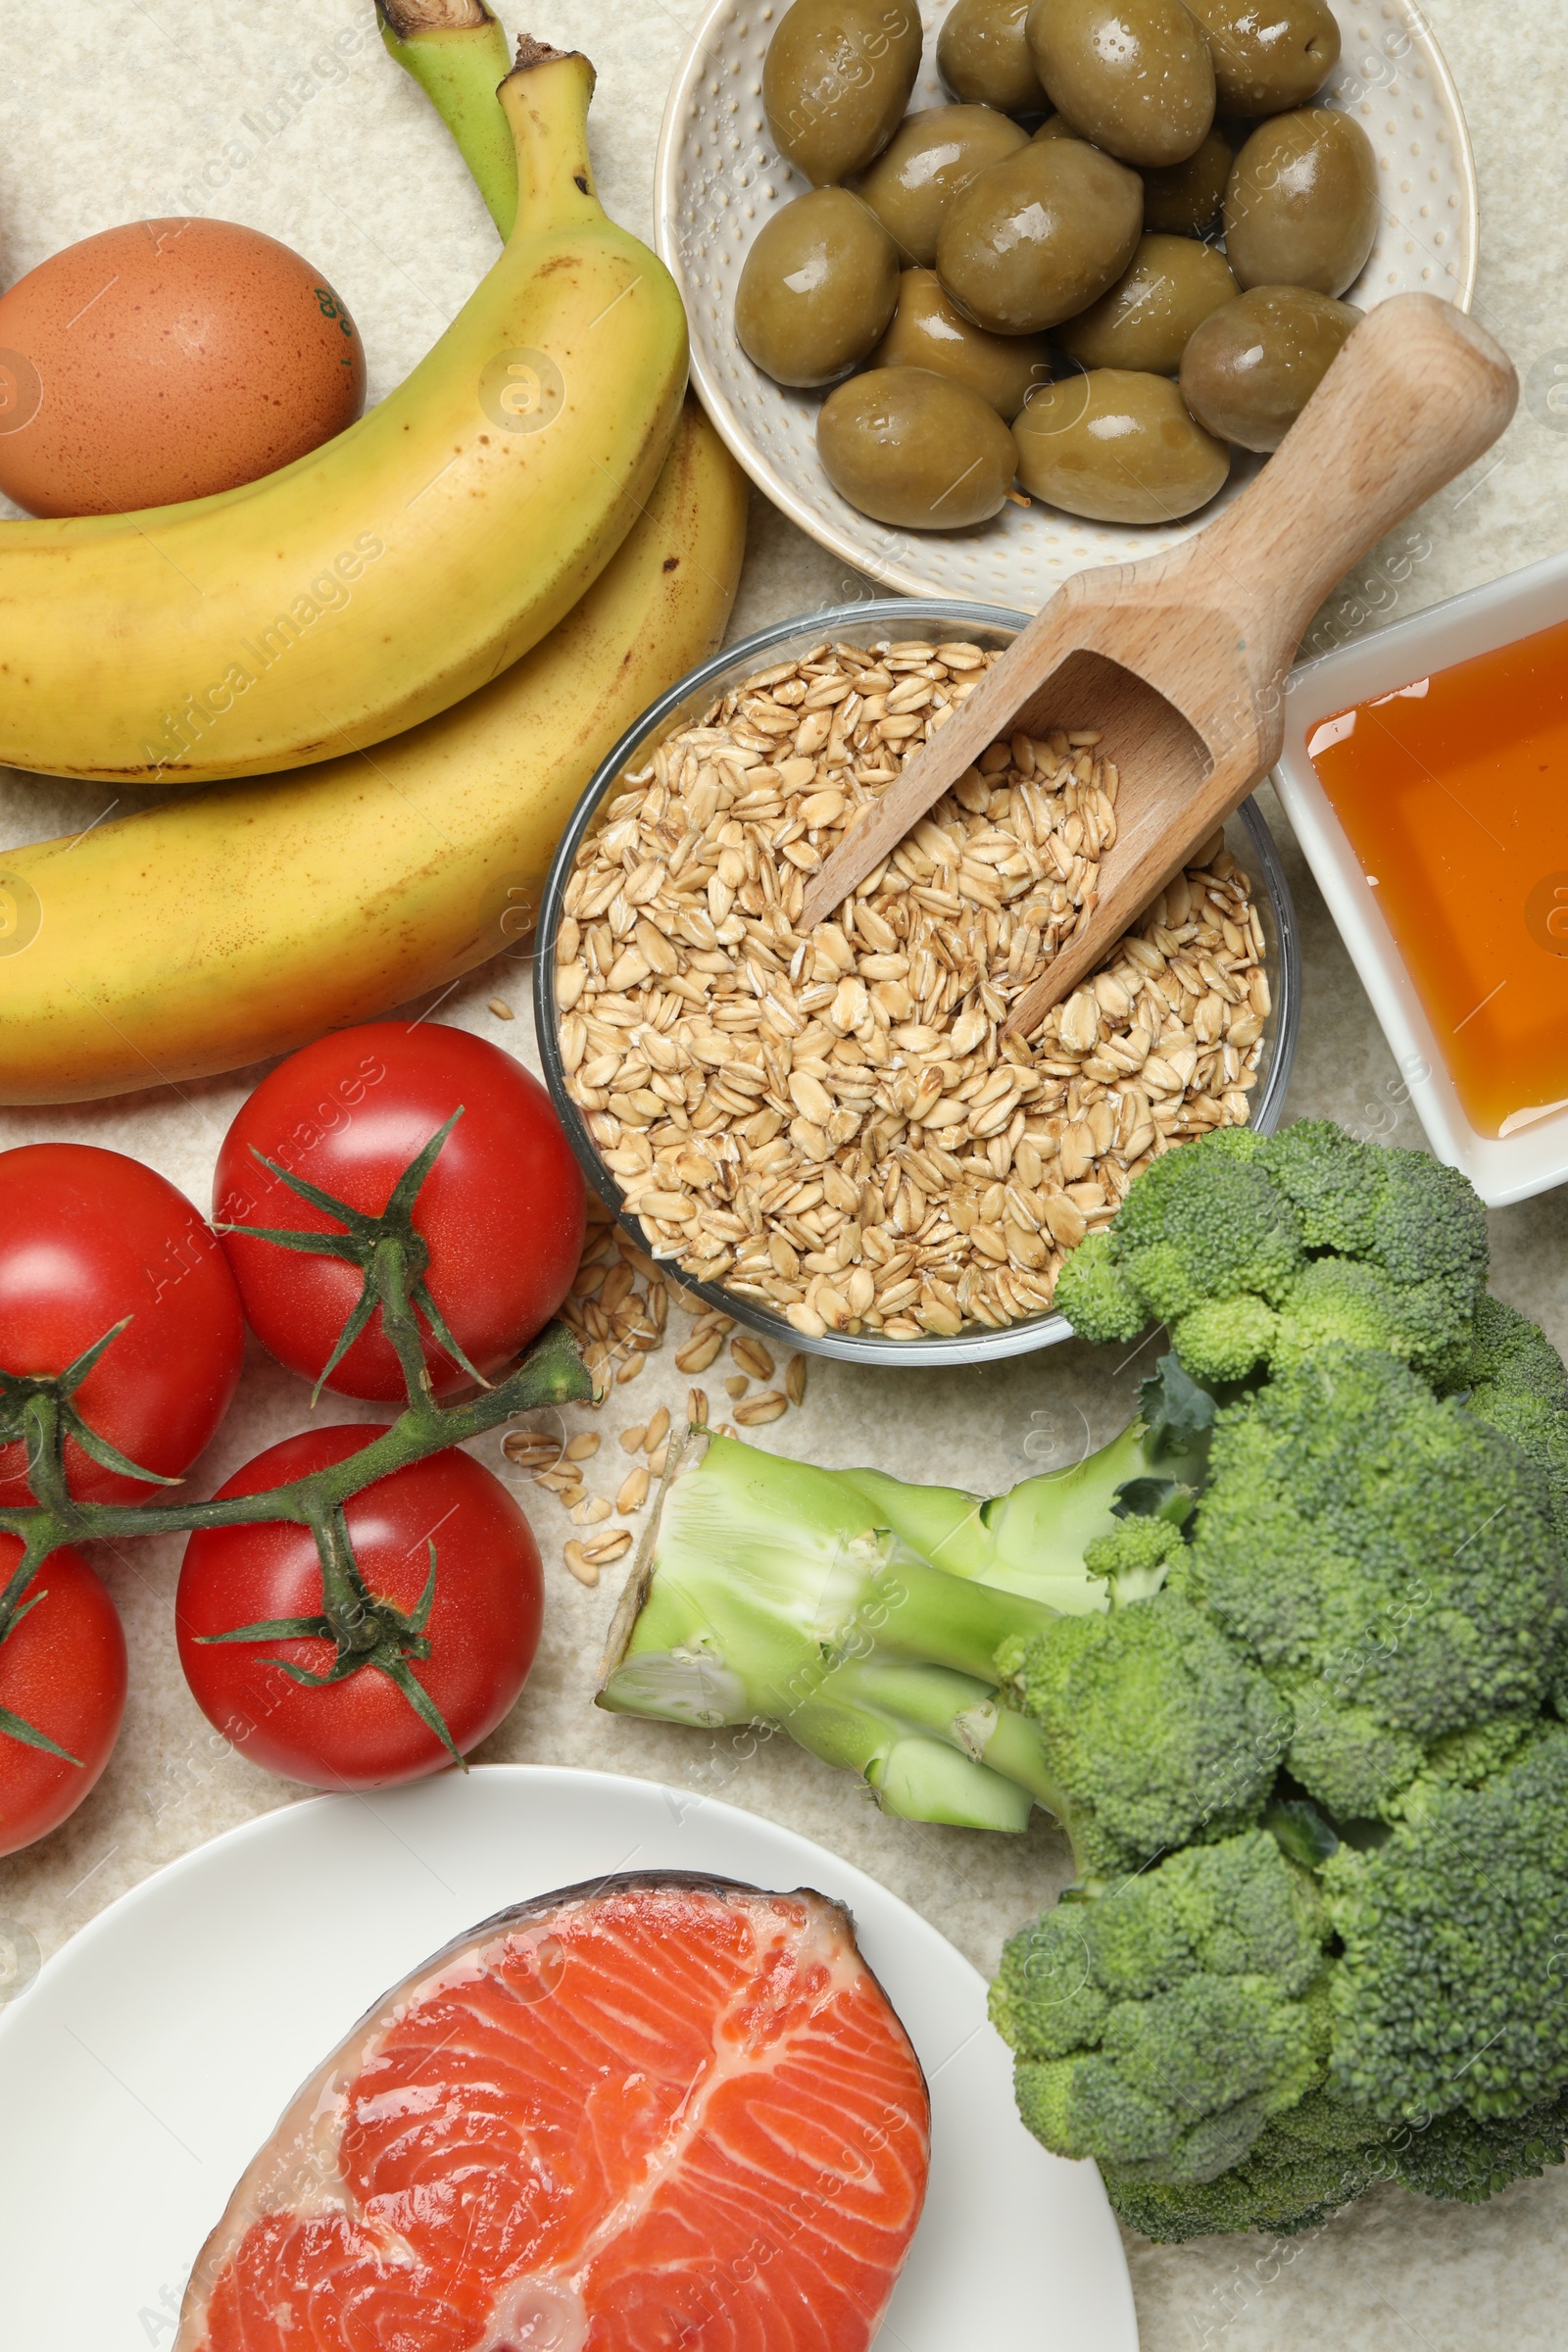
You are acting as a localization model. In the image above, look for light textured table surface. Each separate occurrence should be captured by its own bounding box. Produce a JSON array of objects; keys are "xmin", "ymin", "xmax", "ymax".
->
[{"xmin": 2, "ymin": 3, "xmax": 1566, "ymax": 2345}]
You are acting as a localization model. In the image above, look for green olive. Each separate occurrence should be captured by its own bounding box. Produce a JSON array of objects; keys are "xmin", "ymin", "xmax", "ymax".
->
[
  {"xmin": 1032, "ymin": 110, "xmax": 1093, "ymax": 143},
  {"xmin": 1140, "ymin": 127, "xmax": 1234, "ymax": 235},
  {"xmin": 853, "ymin": 107, "xmax": 1030, "ymax": 267},
  {"xmin": 937, "ymin": 137, "xmax": 1144, "ymax": 335},
  {"xmin": 1013, "ymin": 368, "xmax": 1230, "ymax": 521},
  {"xmin": 762, "ymin": 0, "xmax": 924, "ymax": 187},
  {"xmin": 1058, "ymin": 233, "xmax": 1238, "ymax": 373},
  {"xmin": 818, "ymin": 366, "xmax": 1020, "ymax": 527},
  {"xmin": 1025, "ymin": 0, "xmax": 1215, "ymax": 169},
  {"xmin": 1185, "ymin": 0, "xmax": 1341, "ymax": 115},
  {"xmin": 1180, "ymin": 283, "xmax": 1361, "ymax": 450},
  {"xmin": 1224, "ymin": 108, "xmax": 1380, "ymax": 296},
  {"xmin": 937, "ymin": 0, "xmax": 1050, "ymax": 114},
  {"xmin": 734, "ymin": 190, "xmax": 901, "ymax": 387},
  {"xmin": 871, "ymin": 268, "xmax": 1053, "ymax": 415}
]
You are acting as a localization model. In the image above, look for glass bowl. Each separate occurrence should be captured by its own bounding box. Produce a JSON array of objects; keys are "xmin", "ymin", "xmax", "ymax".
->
[{"xmin": 534, "ymin": 600, "xmax": 1300, "ymax": 1366}]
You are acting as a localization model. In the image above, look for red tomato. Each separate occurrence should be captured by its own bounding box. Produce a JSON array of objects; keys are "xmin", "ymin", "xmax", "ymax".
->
[
  {"xmin": 213, "ymin": 1022, "xmax": 585, "ymax": 1402},
  {"xmin": 0, "ymin": 1541, "xmax": 127, "ymax": 1858},
  {"xmin": 175, "ymin": 1425, "xmax": 544, "ymax": 1789},
  {"xmin": 0, "ymin": 1143, "xmax": 246, "ymax": 1509}
]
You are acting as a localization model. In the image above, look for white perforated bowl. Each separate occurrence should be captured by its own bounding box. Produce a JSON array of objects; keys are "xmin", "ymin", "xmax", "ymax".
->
[{"xmin": 655, "ymin": 0, "xmax": 1478, "ymax": 606}]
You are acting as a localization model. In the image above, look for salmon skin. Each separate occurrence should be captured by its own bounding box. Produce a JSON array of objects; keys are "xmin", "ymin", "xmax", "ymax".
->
[{"xmin": 176, "ymin": 1869, "xmax": 932, "ymax": 2352}]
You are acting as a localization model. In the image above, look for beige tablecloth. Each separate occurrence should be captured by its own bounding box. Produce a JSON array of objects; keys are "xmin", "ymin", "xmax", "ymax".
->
[{"xmin": 2, "ymin": 4, "xmax": 1565, "ymax": 2344}]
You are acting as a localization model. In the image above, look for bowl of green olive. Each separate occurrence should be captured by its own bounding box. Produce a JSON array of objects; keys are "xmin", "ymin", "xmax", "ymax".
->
[{"xmin": 655, "ymin": 0, "xmax": 1478, "ymax": 606}]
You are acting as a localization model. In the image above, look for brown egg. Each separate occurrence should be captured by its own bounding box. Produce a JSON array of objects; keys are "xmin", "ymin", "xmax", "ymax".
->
[{"xmin": 0, "ymin": 218, "xmax": 368, "ymax": 518}]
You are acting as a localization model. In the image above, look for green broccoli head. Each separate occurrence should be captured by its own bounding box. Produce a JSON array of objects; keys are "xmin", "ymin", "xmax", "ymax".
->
[
  {"xmin": 993, "ymin": 1834, "xmax": 1328, "ymax": 2185},
  {"xmin": 1324, "ymin": 1727, "xmax": 1568, "ymax": 2127},
  {"xmin": 999, "ymin": 1589, "xmax": 1291, "ymax": 1879},
  {"xmin": 1185, "ymin": 1348, "xmax": 1568, "ymax": 1818},
  {"xmin": 1055, "ymin": 1122, "xmax": 1492, "ymax": 1388}
]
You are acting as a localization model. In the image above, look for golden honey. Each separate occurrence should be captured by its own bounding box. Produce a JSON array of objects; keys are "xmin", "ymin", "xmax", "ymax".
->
[{"xmin": 1307, "ymin": 617, "xmax": 1568, "ymax": 1139}]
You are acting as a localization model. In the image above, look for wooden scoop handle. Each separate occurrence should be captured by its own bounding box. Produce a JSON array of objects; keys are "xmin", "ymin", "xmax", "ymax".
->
[
  {"xmin": 1178, "ymin": 294, "xmax": 1517, "ymax": 710},
  {"xmin": 802, "ymin": 296, "xmax": 1514, "ymax": 938}
]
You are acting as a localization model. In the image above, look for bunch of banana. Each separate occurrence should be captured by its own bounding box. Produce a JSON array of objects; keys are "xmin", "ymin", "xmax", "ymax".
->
[
  {"xmin": 0, "ymin": 30, "xmax": 688, "ymax": 785},
  {"xmin": 0, "ymin": 11, "xmax": 749, "ymax": 1102},
  {"xmin": 0, "ymin": 399, "xmax": 745, "ymax": 1102}
]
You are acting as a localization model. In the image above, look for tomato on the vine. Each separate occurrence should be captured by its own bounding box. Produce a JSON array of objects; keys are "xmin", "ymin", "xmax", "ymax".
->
[
  {"xmin": 213, "ymin": 1022, "xmax": 586, "ymax": 1403},
  {"xmin": 0, "ymin": 1144, "xmax": 245, "ymax": 1509},
  {"xmin": 175, "ymin": 1425, "xmax": 544, "ymax": 1789},
  {"xmin": 0, "ymin": 1541, "xmax": 126, "ymax": 1858}
]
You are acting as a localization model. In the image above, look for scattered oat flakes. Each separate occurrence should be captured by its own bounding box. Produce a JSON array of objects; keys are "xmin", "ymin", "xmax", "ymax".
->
[
  {"xmin": 503, "ymin": 1429, "xmax": 562, "ymax": 1471},
  {"xmin": 580, "ymin": 1528, "xmax": 634, "ymax": 1569},
  {"xmin": 563, "ymin": 1541, "xmax": 599, "ymax": 1588},
  {"xmin": 733, "ymin": 1390, "xmax": 789, "ymax": 1427}
]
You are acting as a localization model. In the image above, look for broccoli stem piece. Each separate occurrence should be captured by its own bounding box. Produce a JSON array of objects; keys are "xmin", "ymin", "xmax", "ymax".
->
[
  {"xmin": 599, "ymin": 1431, "xmax": 1101, "ymax": 1830},
  {"xmin": 835, "ymin": 1404, "xmax": 1210, "ymax": 1607}
]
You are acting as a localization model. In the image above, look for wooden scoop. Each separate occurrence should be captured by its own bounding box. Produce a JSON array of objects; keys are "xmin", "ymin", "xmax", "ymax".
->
[{"xmin": 799, "ymin": 294, "xmax": 1517, "ymax": 1035}]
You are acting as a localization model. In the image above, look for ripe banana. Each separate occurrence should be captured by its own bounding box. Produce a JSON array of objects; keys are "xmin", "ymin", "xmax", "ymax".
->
[
  {"xmin": 0, "ymin": 397, "xmax": 748, "ymax": 1104},
  {"xmin": 0, "ymin": 40, "xmax": 688, "ymax": 787}
]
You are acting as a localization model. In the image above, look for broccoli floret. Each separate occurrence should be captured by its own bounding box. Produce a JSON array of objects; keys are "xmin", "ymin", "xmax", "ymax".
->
[
  {"xmin": 1263, "ymin": 1121, "xmax": 1489, "ymax": 1383},
  {"xmin": 1461, "ymin": 1295, "xmax": 1568, "ymax": 1545},
  {"xmin": 1061, "ymin": 1121, "xmax": 1493, "ymax": 1389},
  {"xmin": 1104, "ymin": 2087, "xmax": 1393, "ymax": 2241},
  {"xmin": 1168, "ymin": 1291, "xmax": 1279, "ymax": 1385},
  {"xmin": 1267, "ymin": 1254, "xmax": 1425, "ymax": 1370},
  {"xmin": 1082, "ymin": 1517, "xmax": 1180, "ymax": 1605},
  {"xmin": 1391, "ymin": 2089, "xmax": 1568, "ymax": 2202},
  {"xmin": 999, "ymin": 1590, "xmax": 1291, "ymax": 1878},
  {"xmin": 1185, "ymin": 1349, "xmax": 1568, "ymax": 1817},
  {"xmin": 1324, "ymin": 1728, "xmax": 1568, "ymax": 2126},
  {"xmin": 1054, "ymin": 1228, "xmax": 1148, "ymax": 1344},
  {"xmin": 1106, "ymin": 2069, "xmax": 1568, "ymax": 2238},
  {"xmin": 1270, "ymin": 1675, "xmax": 1426, "ymax": 1824},
  {"xmin": 993, "ymin": 1835, "xmax": 1327, "ymax": 2183},
  {"xmin": 1099, "ymin": 1124, "xmax": 1303, "ymax": 1329}
]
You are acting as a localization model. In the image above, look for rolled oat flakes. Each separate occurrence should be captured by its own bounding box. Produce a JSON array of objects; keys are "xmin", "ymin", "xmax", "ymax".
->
[{"xmin": 556, "ymin": 639, "xmax": 1268, "ymax": 1341}]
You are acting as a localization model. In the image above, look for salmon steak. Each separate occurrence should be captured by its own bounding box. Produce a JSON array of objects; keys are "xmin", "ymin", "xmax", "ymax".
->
[{"xmin": 175, "ymin": 1870, "xmax": 931, "ymax": 2352}]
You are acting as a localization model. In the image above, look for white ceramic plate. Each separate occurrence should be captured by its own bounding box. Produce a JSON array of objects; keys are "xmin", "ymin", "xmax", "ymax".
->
[
  {"xmin": 1273, "ymin": 548, "xmax": 1568, "ymax": 1208},
  {"xmin": 0, "ymin": 1765, "xmax": 1136, "ymax": 2351},
  {"xmin": 656, "ymin": 0, "xmax": 1478, "ymax": 607}
]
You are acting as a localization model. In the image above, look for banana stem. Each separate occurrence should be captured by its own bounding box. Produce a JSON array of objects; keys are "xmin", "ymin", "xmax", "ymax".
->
[
  {"xmin": 378, "ymin": 0, "xmax": 519, "ymax": 237},
  {"xmin": 500, "ymin": 43, "xmax": 601, "ymax": 229}
]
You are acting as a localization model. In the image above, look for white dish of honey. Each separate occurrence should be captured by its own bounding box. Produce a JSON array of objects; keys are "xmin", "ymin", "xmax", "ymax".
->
[{"xmin": 1274, "ymin": 550, "xmax": 1568, "ymax": 1206}]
